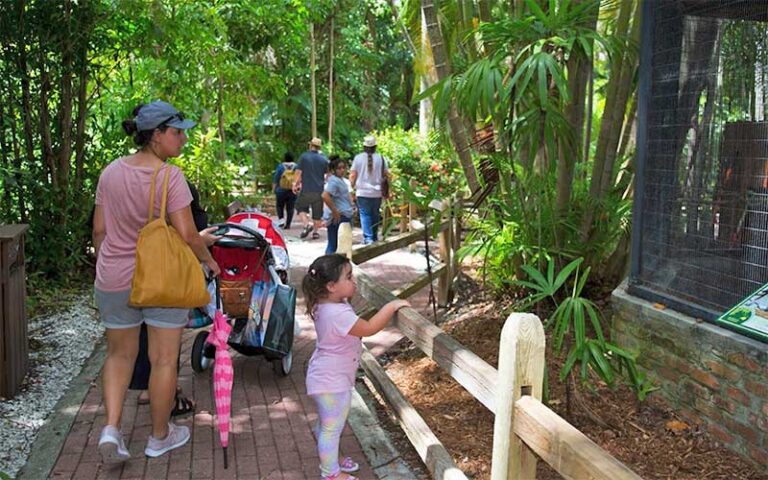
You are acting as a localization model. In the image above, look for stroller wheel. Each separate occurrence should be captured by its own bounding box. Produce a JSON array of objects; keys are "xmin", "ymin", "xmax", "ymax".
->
[
  {"xmin": 191, "ymin": 331, "xmax": 213, "ymax": 373},
  {"xmin": 273, "ymin": 350, "xmax": 292, "ymax": 376}
]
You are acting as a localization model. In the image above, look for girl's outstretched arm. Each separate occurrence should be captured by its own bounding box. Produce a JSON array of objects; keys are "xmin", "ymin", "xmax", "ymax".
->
[{"xmin": 348, "ymin": 299, "xmax": 410, "ymax": 337}]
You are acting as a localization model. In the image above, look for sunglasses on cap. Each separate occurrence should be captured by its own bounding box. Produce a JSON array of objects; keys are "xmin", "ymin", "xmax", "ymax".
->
[{"xmin": 159, "ymin": 112, "xmax": 185, "ymax": 126}]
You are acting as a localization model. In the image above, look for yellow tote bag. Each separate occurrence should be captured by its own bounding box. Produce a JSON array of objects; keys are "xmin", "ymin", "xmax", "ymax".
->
[{"xmin": 129, "ymin": 165, "xmax": 210, "ymax": 308}]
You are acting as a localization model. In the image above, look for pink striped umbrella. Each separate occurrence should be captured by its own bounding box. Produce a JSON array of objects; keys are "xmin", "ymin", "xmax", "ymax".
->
[{"xmin": 207, "ymin": 308, "xmax": 234, "ymax": 469}]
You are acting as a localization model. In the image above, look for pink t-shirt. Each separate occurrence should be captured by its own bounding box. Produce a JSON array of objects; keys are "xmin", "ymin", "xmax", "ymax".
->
[
  {"xmin": 306, "ymin": 302, "xmax": 361, "ymax": 395},
  {"xmin": 94, "ymin": 159, "xmax": 193, "ymax": 291}
]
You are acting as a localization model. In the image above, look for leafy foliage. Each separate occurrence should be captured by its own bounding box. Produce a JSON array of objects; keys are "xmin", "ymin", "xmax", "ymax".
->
[
  {"xmin": 375, "ymin": 126, "xmax": 464, "ymax": 202},
  {"xmin": 515, "ymin": 257, "xmax": 657, "ymax": 401}
]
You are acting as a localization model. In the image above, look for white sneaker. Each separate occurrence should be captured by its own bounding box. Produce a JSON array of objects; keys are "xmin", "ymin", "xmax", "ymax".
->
[
  {"xmin": 144, "ymin": 422, "xmax": 190, "ymax": 458},
  {"xmin": 98, "ymin": 425, "xmax": 131, "ymax": 464}
]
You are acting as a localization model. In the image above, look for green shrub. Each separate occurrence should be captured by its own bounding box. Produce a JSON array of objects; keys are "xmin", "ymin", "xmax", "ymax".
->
[
  {"xmin": 374, "ymin": 127, "xmax": 464, "ymax": 201},
  {"xmin": 515, "ymin": 257, "xmax": 657, "ymax": 401},
  {"xmin": 176, "ymin": 128, "xmax": 240, "ymax": 222}
]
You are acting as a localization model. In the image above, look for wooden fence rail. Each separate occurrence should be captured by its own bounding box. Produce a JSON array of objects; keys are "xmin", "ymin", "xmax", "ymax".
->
[{"xmin": 351, "ymin": 214, "xmax": 642, "ymax": 479}]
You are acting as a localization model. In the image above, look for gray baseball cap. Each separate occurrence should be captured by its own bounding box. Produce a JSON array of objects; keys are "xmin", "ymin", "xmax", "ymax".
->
[{"xmin": 135, "ymin": 100, "xmax": 196, "ymax": 131}]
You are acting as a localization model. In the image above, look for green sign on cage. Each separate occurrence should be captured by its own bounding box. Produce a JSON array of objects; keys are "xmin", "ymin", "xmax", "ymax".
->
[{"xmin": 717, "ymin": 284, "xmax": 768, "ymax": 343}]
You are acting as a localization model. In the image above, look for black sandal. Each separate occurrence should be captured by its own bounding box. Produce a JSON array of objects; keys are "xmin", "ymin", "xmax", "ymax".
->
[{"xmin": 171, "ymin": 393, "xmax": 196, "ymax": 417}]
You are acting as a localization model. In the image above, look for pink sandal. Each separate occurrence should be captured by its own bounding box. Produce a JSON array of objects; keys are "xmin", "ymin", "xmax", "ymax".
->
[
  {"xmin": 320, "ymin": 457, "xmax": 360, "ymax": 479},
  {"xmin": 340, "ymin": 457, "xmax": 360, "ymax": 473}
]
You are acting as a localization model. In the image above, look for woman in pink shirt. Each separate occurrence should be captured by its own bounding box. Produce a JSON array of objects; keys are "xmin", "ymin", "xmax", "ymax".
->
[
  {"xmin": 302, "ymin": 254, "xmax": 410, "ymax": 479},
  {"xmin": 92, "ymin": 101, "xmax": 220, "ymax": 464}
]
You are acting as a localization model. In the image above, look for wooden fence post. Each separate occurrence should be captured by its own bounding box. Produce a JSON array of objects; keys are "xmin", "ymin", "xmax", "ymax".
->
[
  {"xmin": 437, "ymin": 198, "xmax": 453, "ymax": 306},
  {"xmin": 409, "ymin": 180, "xmax": 418, "ymax": 252},
  {"xmin": 491, "ymin": 313, "xmax": 545, "ymax": 480},
  {"xmin": 399, "ymin": 203, "xmax": 409, "ymax": 234},
  {"xmin": 452, "ymin": 194, "xmax": 462, "ymax": 283}
]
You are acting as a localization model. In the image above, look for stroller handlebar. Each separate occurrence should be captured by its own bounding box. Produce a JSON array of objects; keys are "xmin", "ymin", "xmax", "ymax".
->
[{"xmin": 210, "ymin": 222, "xmax": 273, "ymax": 256}]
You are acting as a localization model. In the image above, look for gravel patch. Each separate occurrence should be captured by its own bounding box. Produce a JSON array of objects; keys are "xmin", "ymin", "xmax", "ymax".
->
[{"xmin": 0, "ymin": 295, "xmax": 103, "ymax": 479}]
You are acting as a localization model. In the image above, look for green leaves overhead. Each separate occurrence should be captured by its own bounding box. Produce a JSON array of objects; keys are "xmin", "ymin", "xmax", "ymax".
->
[{"xmin": 0, "ymin": 0, "xmax": 414, "ymax": 280}]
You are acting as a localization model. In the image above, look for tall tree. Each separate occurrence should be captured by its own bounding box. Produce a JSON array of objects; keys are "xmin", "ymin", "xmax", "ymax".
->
[
  {"xmin": 556, "ymin": 0, "xmax": 599, "ymax": 217},
  {"xmin": 327, "ymin": 15, "xmax": 335, "ymax": 146},
  {"xmin": 581, "ymin": 0, "xmax": 640, "ymax": 240},
  {"xmin": 421, "ymin": 0, "xmax": 480, "ymax": 194},
  {"xmin": 310, "ymin": 21, "xmax": 318, "ymax": 138}
]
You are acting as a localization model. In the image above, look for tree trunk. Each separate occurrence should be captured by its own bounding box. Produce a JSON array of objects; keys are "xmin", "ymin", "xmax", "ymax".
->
[
  {"xmin": 387, "ymin": 0, "xmax": 416, "ymax": 55},
  {"xmin": 617, "ymin": 94, "xmax": 638, "ymax": 161},
  {"xmin": 9, "ymin": 100, "xmax": 27, "ymax": 223},
  {"xmin": 57, "ymin": 0, "xmax": 74, "ymax": 193},
  {"xmin": 581, "ymin": 0, "xmax": 633, "ymax": 239},
  {"xmin": 18, "ymin": 1, "xmax": 36, "ymax": 199},
  {"xmin": 587, "ymin": 0, "xmax": 632, "ymax": 201},
  {"xmin": 39, "ymin": 50, "xmax": 57, "ymax": 192},
  {"xmin": 4, "ymin": 46, "xmax": 26, "ymax": 222},
  {"xmin": 478, "ymin": 0, "xmax": 492, "ymax": 24},
  {"xmin": 310, "ymin": 22, "xmax": 317, "ymax": 138},
  {"xmin": 0, "ymin": 87, "xmax": 10, "ymax": 216},
  {"xmin": 74, "ymin": 46, "xmax": 88, "ymax": 194},
  {"xmin": 511, "ymin": 0, "xmax": 526, "ymax": 18},
  {"xmin": 327, "ymin": 16, "xmax": 335, "ymax": 147},
  {"xmin": 583, "ymin": 52, "xmax": 594, "ymax": 169},
  {"xmin": 419, "ymin": 9, "xmax": 434, "ymax": 138},
  {"xmin": 599, "ymin": 0, "xmax": 642, "ymax": 195},
  {"xmin": 363, "ymin": 8, "xmax": 378, "ymax": 132},
  {"xmin": 556, "ymin": 0, "xmax": 598, "ymax": 216},
  {"xmin": 683, "ymin": 30, "xmax": 722, "ymax": 235},
  {"xmin": 422, "ymin": 0, "xmax": 481, "ymax": 195},
  {"xmin": 217, "ymin": 74, "xmax": 226, "ymax": 160}
]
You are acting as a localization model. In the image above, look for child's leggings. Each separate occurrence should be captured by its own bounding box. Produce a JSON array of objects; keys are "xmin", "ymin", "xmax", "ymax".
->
[{"xmin": 310, "ymin": 390, "xmax": 352, "ymax": 477}]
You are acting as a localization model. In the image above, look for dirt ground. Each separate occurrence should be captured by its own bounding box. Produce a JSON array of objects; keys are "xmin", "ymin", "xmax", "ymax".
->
[{"xmin": 372, "ymin": 271, "xmax": 768, "ymax": 480}]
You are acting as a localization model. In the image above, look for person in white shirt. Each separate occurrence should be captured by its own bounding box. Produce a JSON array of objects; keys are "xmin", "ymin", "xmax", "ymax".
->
[{"xmin": 349, "ymin": 135, "xmax": 388, "ymax": 244}]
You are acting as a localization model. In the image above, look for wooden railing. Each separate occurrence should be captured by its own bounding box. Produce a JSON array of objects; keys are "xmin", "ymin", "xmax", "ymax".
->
[{"xmin": 351, "ymin": 209, "xmax": 642, "ymax": 479}]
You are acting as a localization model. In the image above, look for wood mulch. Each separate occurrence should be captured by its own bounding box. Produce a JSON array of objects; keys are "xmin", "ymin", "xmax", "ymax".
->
[{"xmin": 375, "ymin": 271, "xmax": 768, "ymax": 480}]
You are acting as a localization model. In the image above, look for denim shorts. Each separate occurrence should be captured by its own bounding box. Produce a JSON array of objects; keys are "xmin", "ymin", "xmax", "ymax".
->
[{"xmin": 94, "ymin": 288, "xmax": 189, "ymax": 329}]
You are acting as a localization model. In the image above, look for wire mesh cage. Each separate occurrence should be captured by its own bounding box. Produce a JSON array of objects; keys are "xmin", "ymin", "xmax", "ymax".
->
[{"xmin": 630, "ymin": 0, "xmax": 768, "ymax": 333}]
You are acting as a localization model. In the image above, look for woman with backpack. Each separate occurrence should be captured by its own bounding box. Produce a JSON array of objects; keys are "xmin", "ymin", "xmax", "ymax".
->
[{"xmin": 273, "ymin": 151, "xmax": 298, "ymax": 229}]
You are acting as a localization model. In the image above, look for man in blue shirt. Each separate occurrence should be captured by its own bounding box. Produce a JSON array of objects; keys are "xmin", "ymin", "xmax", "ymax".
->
[{"xmin": 293, "ymin": 137, "xmax": 329, "ymax": 240}]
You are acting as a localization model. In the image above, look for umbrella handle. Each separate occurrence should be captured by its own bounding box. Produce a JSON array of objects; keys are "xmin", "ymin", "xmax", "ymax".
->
[
  {"xmin": 215, "ymin": 276, "xmax": 222, "ymax": 311},
  {"xmin": 223, "ymin": 446, "xmax": 228, "ymax": 469}
]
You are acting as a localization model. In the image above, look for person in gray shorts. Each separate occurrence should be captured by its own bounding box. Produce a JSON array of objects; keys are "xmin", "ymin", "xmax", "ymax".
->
[
  {"xmin": 293, "ymin": 137, "xmax": 329, "ymax": 240},
  {"xmin": 92, "ymin": 101, "xmax": 221, "ymax": 464},
  {"xmin": 96, "ymin": 290, "xmax": 190, "ymax": 328}
]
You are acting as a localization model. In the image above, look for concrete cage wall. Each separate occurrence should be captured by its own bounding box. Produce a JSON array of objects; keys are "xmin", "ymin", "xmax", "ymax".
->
[{"xmin": 612, "ymin": 284, "xmax": 768, "ymax": 468}]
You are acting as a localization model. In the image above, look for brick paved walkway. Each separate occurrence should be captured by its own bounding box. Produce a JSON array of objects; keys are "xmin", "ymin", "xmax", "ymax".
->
[{"xmin": 46, "ymin": 222, "xmax": 437, "ymax": 480}]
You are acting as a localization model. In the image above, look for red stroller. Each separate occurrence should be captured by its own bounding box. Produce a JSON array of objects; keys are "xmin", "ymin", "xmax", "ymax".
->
[{"xmin": 190, "ymin": 212, "xmax": 296, "ymax": 376}]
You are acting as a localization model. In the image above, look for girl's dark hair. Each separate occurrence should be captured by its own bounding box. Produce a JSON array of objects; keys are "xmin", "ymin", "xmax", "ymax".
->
[
  {"xmin": 301, "ymin": 254, "xmax": 350, "ymax": 320},
  {"xmin": 283, "ymin": 151, "xmax": 294, "ymax": 163},
  {"xmin": 121, "ymin": 104, "xmax": 168, "ymax": 147},
  {"xmin": 328, "ymin": 155, "xmax": 346, "ymax": 173}
]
